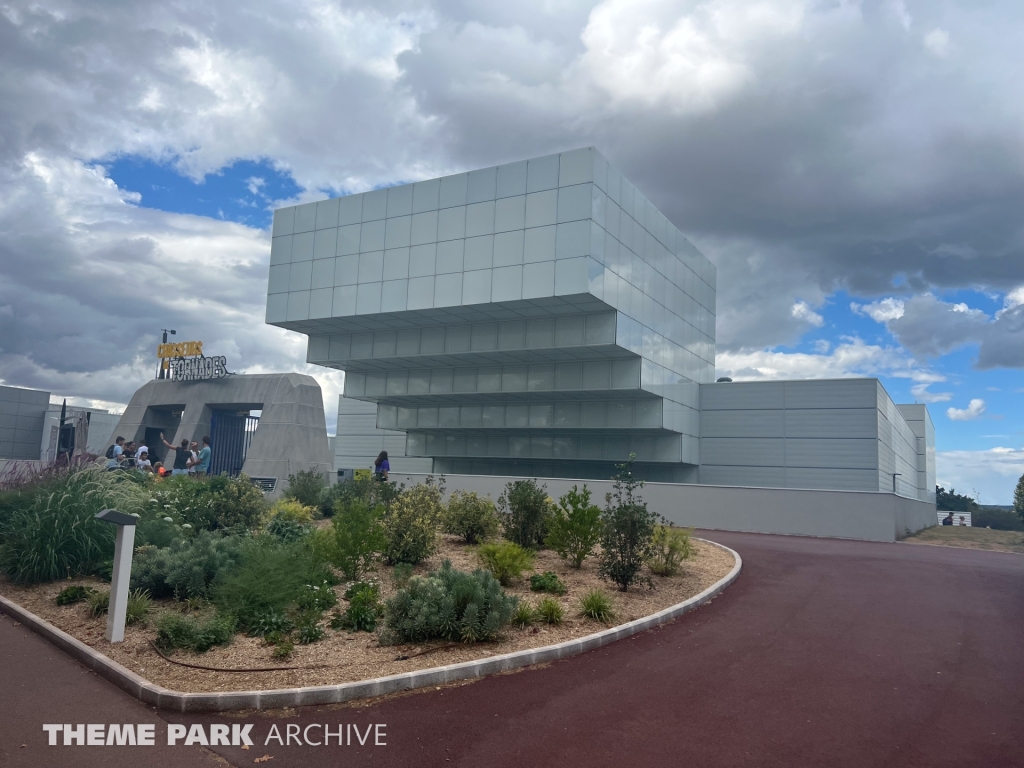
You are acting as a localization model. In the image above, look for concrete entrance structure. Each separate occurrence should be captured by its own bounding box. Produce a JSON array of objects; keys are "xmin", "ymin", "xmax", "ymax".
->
[{"xmin": 111, "ymin": 373, "xmax": 332, "ymax": 494}]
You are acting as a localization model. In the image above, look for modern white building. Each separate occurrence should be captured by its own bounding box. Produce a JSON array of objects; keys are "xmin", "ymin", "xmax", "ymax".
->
[{"xmin": 266, "ymin": 148, "xmax": 935, "ymax": 506}]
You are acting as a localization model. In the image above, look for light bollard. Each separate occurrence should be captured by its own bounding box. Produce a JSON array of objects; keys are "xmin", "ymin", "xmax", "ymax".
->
[{"xmin": 94, "ymin": 509, "xmax": 138, "ymax": 642}]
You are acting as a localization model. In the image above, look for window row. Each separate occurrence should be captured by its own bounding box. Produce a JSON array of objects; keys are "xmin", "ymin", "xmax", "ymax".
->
[
  {"xmin": 377, "ymin": 399, "xmax": 664, "ymax": 431},
  {"xmin": 343, "ymin": 359, "xmax": 642, "ymax": 398},
  {"xmin": 405, "ymin": 431, "xmax": 682, "ymax": 463},
  {"xmin": 311, "ymin": 313, "xmax": 616, "ymax": 362}
]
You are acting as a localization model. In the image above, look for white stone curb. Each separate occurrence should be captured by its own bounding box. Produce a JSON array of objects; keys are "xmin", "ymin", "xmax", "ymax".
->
[{"xmin": 0, "ymin": 538, "xmax": 741, "ymax": 713}]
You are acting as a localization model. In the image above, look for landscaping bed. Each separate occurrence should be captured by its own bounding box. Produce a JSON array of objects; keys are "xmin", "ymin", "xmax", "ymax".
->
[
  {"xmin": 0, "ymin": 535, "xmax": 734, "ymax": 693},
  {"xmin": 0, "ymin": 460, "xmax": 737, "ymax": 697}
]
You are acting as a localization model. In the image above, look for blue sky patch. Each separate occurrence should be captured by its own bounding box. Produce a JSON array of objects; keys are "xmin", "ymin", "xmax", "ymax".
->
[{"xmin": 103, "ymin": 156, "xmax": 302, "ymax": 229}]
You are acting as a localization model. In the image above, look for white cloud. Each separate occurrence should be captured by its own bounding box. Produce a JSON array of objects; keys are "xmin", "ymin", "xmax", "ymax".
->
[
  {"xmin": 0, "ymin": 0, "xmax": 1022, "ymax": 443},
  {"xmin": 790, "ymin": 300, "xmax": 823, "ymax": 326},
  {"xmin": 937, "ymin": 447, "xmax": 1024, "ymax": 505},
  {"xmin": 946, "ymin": 399, "xmax": 986, "ymax": 421},
  {"xmin": 924, "ymin": 28, "xmax": 951, "ymax": 58},
  {"xmin": 852, "ymin": 297, "xmax": 905, "ymax": 323},
  {"xmin": 0, "ymin": 152, "xmax": 346, "ymax": 430},
  {"xmin": 578, "ymin": 0, "xmax": 806, "ymax": 112}
]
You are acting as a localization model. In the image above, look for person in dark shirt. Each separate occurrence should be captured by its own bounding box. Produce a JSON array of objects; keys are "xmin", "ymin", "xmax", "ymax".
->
[
  {"xmin": 160, "ymin": 433, "xmax": 193, "ymax": 475},
  {"xmin": 941, "ymin": 511, "xmax": 954, "ymax": 526},
  {"xmin": 373, "ymin": 450, "xmax": 390, "ymax": 481}
]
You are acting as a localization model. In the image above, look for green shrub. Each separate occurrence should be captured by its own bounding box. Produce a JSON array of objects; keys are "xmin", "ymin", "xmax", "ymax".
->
[
  {"xmin": 265, "ymin": 517, "xmax": 312, "ymax": 542},
  {"xmin": 211, "ymin": 538, "xmax": 335, "ymax": 631},
  {"xmin": 247, "ymin": 609, "xmax": 295, "ymax": 638},
  {"xmin": 392, "ymin": 563, "xmax": 414, "ymax": 588},
  {"xmin": 283, "ymin": 468, "xmax": 326, "ymax": 508},
  {"xmin": 497, "ymin": 479, "xmax": 551, "ymax": 548},
  {"xmin": 332, "ymin": 581, "xmax": 382, "ymax": 632},
  {"xmin": 88, "ymin": 589, "xmax": 150, "ymax": 624},
  {"xmin": 271, "ymin": 640, "xmax": 294, "ymax": 659},
  {"xmin": 598, "ymin": 457, "xmax": 660, "ymax": 591},
  {"xmin": 131, "ymin": 530, "xmax": 246, "ymax": 600},
  {"xmin": 55, "ymin": 585, "xmax": 95, "ymax": 606},
  {"xmin": 647, "ymin": 526, "xmax": 692, "ymax": 576},
  {"xmin": 148, "ymin": 474, "xmax": 267, "ymax": 532},
  {"xmin": 268, "ymin": 498, "xmax": 316, "ymax": 523},
  {"xmin": 135, "ymin": 516, "xmax": 187, "ymax": 548},
  {"xmin": 296, "ymin": 580, "xmax": 338, "ymax": 613},
  {"xmin": 0, "ymin": 466, "xmax": 151, "ymax": 584},
  {"xmin": 546, "ymin": 485, "xmax": 602, "ymax": 568},
  {"xmin": 974, "ymin": 508, "xmax": 1024, "ymax": 531},
  {"xmin": 312, "ymin": 499, "xmax": 385, "ymax": 580},
  {"xmin": 382, "ymin": 561, "xmax": 516, "ymax": 644},
  {"xmin": 579, "ymin": 589, "xmax": 614, "ymax": 622},
  {"xmin": 530, "ymin": 571, "xmax": 567, "ymax": 595},
  {"xmin": 511, "ymin": 599, "xmax": 536, "ymax": 628},
  {"xmin": 477, "ymin": 542, "xmax": 535, "ymax": 586},
  {"xmin": 381, "ymin": 479, "xmax": 444, "ymax": 565},
  {"xmin": 535, "ymin": 597, "xmax": 563, "ymax": 625},
  {"xmin": 319, "ymin": 476, "xmax": 402, "ymax": 518},
  {"xmin": 126, "ymin": 589, "xmax": 152, "ymax": 624},
  {"xmin": 442, "ymin": 491, "xmax": 500, "ymax": 544},
  {"xmin": 87, "ymin": 589, "xmax": 109, "ymax": 617},
  {"xmin": 296, "ymin": 611, "xmax": 325, "ymax": 644},
  {"xmin": 155, "ymin": 611, "xmax": 236, "ymax": 653}
]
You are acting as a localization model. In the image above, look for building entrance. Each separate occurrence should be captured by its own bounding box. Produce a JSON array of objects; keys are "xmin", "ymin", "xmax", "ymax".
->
[{"xmin": 209, "ymin": 410, "xmax": 259, "ymax": 477}]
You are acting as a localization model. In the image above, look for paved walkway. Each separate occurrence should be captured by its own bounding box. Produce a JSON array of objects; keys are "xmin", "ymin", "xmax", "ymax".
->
[{"xmin": 3, "ymin": 532, "xmax": 1022, "ymax": 767}]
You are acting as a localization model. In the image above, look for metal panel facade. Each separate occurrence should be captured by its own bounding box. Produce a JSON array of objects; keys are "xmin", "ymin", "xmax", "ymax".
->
[
  {"xmin": 699, "ymin": 379, "xmax": 934, "ymax": 500},
  {"xmin": 272, "ymin": 148, "xmax": 716, "ymax": 481}
]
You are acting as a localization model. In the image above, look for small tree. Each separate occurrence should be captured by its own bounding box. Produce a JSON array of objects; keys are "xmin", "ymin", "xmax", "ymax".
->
[
  {"xmin": 313, "ymin": 499, "xmax": 385, "ymax": 581},
  {"xmin": 1014, "ymin": 473, "xmax": 1024, "ymax": 524},
  {"xmin": 546, "ymin": 485, "xmax": 602, "ymax": 568},
  {"xmin": 497, "ymin": 479, "xmax": 550, "ymax": 548},
  {"xmin": 442, "ymin": 490, "xmax": 500, "ymax": 544},
  {"xmin": 381, "ymin": 477, "xmax": 444, "ymax": 564},
  {"xmin": 284, "ymin": 468, "xmax": 326, "ymax": 508},
  {"xmin": 598, "ymin": 456, "xmax": 660, "ymax": 591}
]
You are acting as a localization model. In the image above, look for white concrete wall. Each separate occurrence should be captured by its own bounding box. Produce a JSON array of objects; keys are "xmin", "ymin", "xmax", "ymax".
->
[{"xmin": 389, "ymin": 471, "xmax": 936, "ymax": 542}]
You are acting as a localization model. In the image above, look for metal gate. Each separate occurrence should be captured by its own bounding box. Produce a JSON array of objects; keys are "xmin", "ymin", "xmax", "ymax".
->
[{"xmin": 208, "ymin": 410, "xmax": 259, "ymax": 477}]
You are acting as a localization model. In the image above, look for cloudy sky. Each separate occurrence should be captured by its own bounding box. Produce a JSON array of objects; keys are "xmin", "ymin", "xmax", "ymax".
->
[{"xmin": 0, "ymin": 0, "xmax": 1021, "ymax": 502}]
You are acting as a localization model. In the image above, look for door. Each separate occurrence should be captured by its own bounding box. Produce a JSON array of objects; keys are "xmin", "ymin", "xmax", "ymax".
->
[
  {"xmin": 145, "ymin": 427, "xmax": 166, "ymax": 464},
  {"xmin": 208, "ymin": 410, "xmax": 259, "ymax": 477}
]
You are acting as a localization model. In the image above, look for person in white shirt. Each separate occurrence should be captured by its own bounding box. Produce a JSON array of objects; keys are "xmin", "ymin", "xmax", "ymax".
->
[
  {"xmin": 136, "ymin": 451, "xmax": 152, "ymax": 473},
  {"xmin": 136, "ymin": 443, "xmax": 149, "ymax": 464}
]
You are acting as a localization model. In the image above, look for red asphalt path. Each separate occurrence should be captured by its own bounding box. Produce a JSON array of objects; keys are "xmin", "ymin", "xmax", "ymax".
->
[{"xmin": 3, "ymin": 531, "xmax": 1022, "ymax": 768}]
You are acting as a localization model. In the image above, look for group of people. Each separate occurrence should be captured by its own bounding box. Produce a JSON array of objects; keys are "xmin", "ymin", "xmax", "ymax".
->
[{"xmin": 105, "ymin": 433, "xmax": 211, "ymax": 477}]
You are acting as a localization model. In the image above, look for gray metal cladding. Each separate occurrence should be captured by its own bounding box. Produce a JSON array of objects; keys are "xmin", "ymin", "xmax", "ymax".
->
[
  {"xmin": 785, "ymin": 409, "xmax": 877, "ymax": 438},
  {"xmin": 698, "ymin": 379, "xmax": 934, "ymax": 500},
  {"xmin": 701, "ymin": 381, "xmax": 784, "ymax": 410},
  {"xmin": 699, "ymin": 464, "xmax": 785, "ymax": 487},
  {"xmin": 701, "ymin": 438, "xmax": 785, "ymax": 467},
  {"xmin": 701, "ymin": 409, "xmax": 784, "ymax": 438},
  {"xmin": 782, "ymin": 379, "xmax": 878, "ymax": 409},
  {"xmin": 785, "ymin": 439, "xmax": 878, "ymax": 470},
  {"xmin": 784, "ymin": 468, "xmax": 878, "ymax": 492}
]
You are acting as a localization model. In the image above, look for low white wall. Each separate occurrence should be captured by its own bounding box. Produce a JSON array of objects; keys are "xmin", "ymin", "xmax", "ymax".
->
[{"xmin": 389, "ymin": 472, "xmax": 937, "ymax": 543}]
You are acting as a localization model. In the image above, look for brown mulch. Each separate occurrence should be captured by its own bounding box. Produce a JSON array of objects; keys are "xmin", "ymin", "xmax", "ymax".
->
[{"xmin": 0, "ymin": 537, "xmax": 735, "ymax": 694}]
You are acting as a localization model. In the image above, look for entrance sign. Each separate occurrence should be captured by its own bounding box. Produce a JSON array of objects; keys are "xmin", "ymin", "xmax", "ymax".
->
[
  {"xmin": 170, "ymin": 356, "xmax": 229, "ymax": 381},
  {"xmin": 157, "ymin": 340, "xmax": 203, "ymax": 358},
  {"xmin": 155, "ymin": 339, "xmax": 230, "ymax": 381}
]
